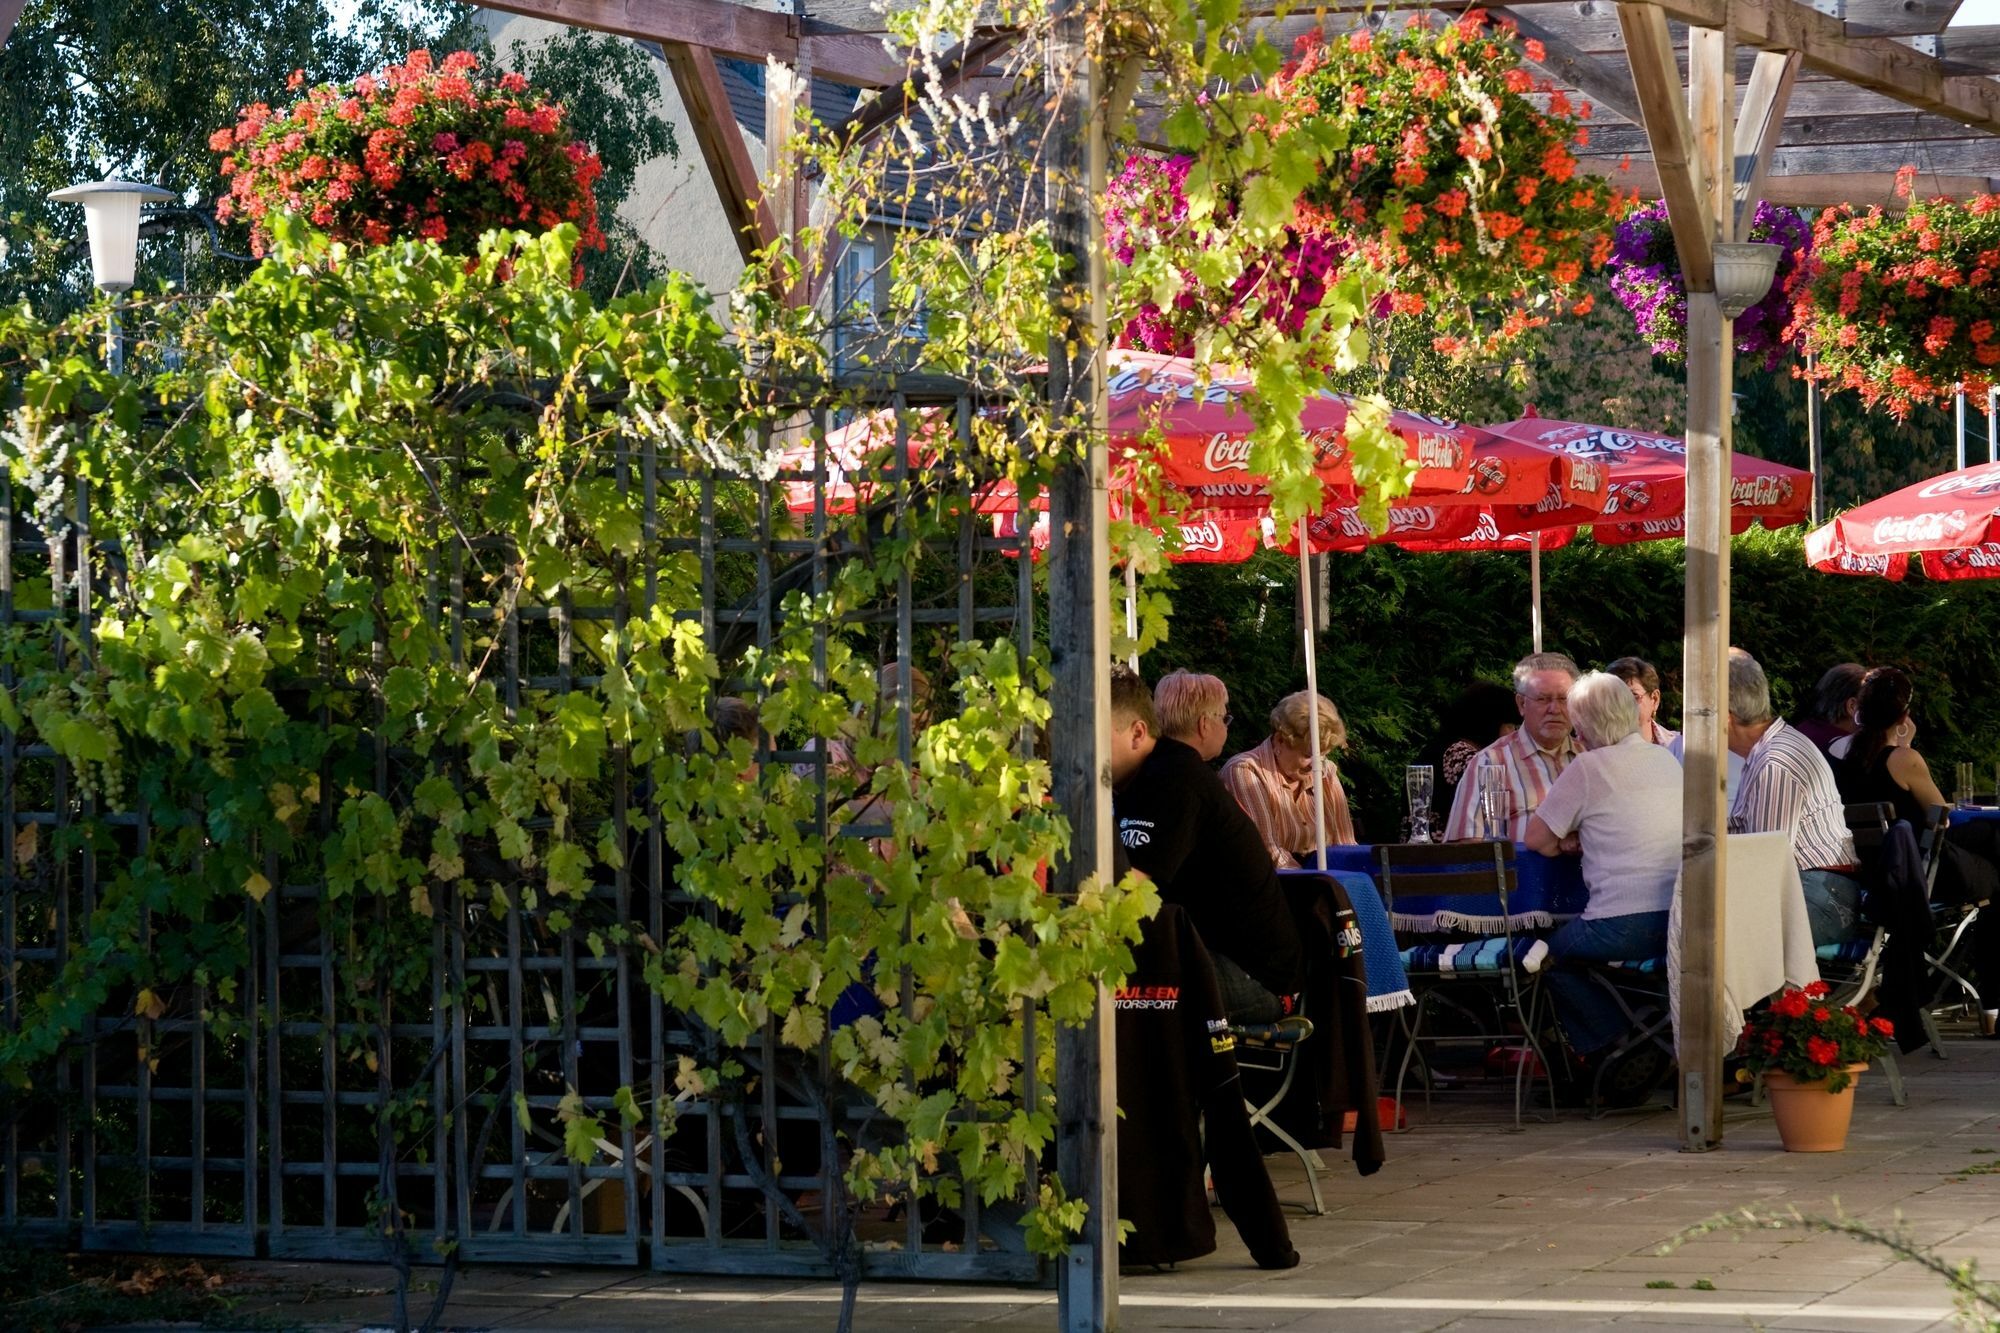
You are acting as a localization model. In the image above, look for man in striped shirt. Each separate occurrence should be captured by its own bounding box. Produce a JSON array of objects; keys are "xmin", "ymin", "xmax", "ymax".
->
[
  {"xmin": 1443, "ymin": 652, "xmax": 1580, "ymax": 842},
  {"xmin": 1725, "ymin": 648, "xmax": 1864, "ymax": 946}
]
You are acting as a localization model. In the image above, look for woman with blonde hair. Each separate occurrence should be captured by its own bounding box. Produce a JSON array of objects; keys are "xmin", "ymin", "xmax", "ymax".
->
[{"xmin": 1221, "ymin": 690, "xmax": 1357, "ymax": 868}]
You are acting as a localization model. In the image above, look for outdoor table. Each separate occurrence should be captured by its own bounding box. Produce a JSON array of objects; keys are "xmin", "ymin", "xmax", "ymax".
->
[
  {"xmin": 1951, "ymin": 804, "xmax": 2000, "ymax": 826},
  {"xmin": 1278, "ymin": 868, "xmax": 1412, "ymax": 1012},
  {"xmin": 1311, "ymin": 842, "xmax": 1588, "ymax": 933}
]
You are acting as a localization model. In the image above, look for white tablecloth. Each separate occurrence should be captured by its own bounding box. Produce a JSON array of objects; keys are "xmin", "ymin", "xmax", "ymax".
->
[{"xmin": 1668, "ymin": 830, "xmax": 1821, "ymax": 1066}]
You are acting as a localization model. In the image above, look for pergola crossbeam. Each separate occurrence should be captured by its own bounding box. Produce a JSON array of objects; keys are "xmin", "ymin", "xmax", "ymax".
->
[
  {"xmin": 1733, "ymin": 49, "xmax": 1803, "ymax": 230},
  {"xmin": 478, "ymin": 0, "xmax": 909, "ymax": 85},
  {"xmin": 1617, "ymin": 2, "xmax": 1714, "ymax": 286},
  {"xmin": 1494, "ymin": 5, "xmax": 1646, "ymax": 124},
  {"xmin": 660, "ymin": 41, "xmax": 779, "ymax": 260}
]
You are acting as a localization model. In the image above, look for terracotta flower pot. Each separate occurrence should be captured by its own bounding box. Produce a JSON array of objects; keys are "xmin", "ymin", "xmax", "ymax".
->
[{"xmin": 1764, "ymin": 1064, "xmax": 1867, "ymax": 1152}]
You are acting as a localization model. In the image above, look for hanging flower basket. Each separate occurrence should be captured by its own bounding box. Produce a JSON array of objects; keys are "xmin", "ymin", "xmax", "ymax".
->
[
  {"xmin": 211, "ymin": 50, "xmax": 606, "ymax": 275},
  {"xmin": 1103, "ymin": 10, "xmax": 1623, "ymax": 358},
  {"xmin": 1790, "ymin": 168, "xmax": 2000, "ymax": 419},
  {"xmin": 1609, "ymin": 199, "xmax": 1811, "ymax": 369},
  {"xmin": 1272, "ymin": 12, "xmax": 1624, "ymax": 353}
]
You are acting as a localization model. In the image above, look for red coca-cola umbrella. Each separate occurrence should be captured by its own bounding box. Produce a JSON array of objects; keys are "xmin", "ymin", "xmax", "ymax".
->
[
  {"xmin": 778, "ymin": 348, "xmax": 1497, "ymax": 518},
  {"xmin": 1805, "ymin": 461, "xmax": 2000, "ymax": 581},
  {"xmin": 1477, "ymin": 418, "xmax": 1813, "ymax": 536}
]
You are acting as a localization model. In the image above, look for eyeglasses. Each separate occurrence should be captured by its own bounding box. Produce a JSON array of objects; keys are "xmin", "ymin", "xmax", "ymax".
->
[{"xmin": 1209, "ymin": 710, "xmax": 1233, "ymax": 727}]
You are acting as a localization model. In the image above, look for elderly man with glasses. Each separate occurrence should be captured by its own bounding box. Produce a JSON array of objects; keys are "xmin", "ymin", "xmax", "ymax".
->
[{"xmin": 1443, "ymin": 651, "xmax": 1581, "ymax": 842}]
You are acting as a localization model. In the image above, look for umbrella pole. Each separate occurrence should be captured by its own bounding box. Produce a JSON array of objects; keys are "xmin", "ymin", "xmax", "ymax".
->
[
  {"xmin": 1957, "ymin": 386, "xmax": 1968, "ymax": 471},
  {"xmin": 1123, "ymin": 561, "xmax": 1139, "ymax": 671},
  {"xmin": 1299, "ymin": 518, "xmax": 1328, "ymax": 873},
  {"xmin": 1988, "ymin": 387, "xmax": 1997, "ymax": 466},
  {"xmin": 1530, "ymin": 531, "xmax": 1544, "ymax": 654}
]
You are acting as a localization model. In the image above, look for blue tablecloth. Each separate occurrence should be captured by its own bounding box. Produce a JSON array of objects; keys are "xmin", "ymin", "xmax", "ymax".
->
[
  {"xmin": 1306, "ymin": 843, "xmax": 1587, "ymax": 933},
  {"xmin": 1280, "ymin": 868, "xmax": 1413, "ymax": 1013},
  {"xmin": 1952, "ymin": 804, "xmax": 2000, "ymax": 825}
]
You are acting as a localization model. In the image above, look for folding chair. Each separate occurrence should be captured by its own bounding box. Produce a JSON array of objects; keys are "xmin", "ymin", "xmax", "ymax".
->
[
  {"xmin": 1584, "ymin": 959, "xmax": 1675, "ymax": 1117},
  {"xmin": 1229, "ymin": 1010, "xmax": 1324, "ymax": 1215},
  {"xmin": 1378, "ymin": 841, "xmax": 1551, "ymax": 1130},
  {"xmin": 1813, "ymin": 802, "xmax": 1917, "ymax": 1102},
  {"xmin": 1921, "ymin": 804, "xmax": 1987, "ymax": 1023}
]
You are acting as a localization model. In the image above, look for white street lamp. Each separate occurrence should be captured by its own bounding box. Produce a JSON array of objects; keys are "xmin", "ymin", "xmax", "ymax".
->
[
  {"xmin": 49, "ymin": 179, "xmax": 179, "ymax": 291},
  {"xmin": 48, "ymin": 179, "xmax": 178, "ymax": 374}
]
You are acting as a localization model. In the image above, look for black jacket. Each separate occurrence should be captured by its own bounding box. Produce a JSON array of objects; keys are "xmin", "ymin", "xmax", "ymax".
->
[
  {"xmin": 1114, "ymin": 737, "xmax": 1304, "ymax": 998},
  {"xmin": 1266, "ymin": 872, "xmax": 1385, "ymax": 1175},
  {"xmin": 1115, "ymin": 905, "xmax": 1293, "ymax": 1268}
]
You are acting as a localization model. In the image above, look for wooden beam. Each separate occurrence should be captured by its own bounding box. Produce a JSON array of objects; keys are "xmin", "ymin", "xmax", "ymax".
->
[
  {"xmin": 1732, "ymin": 50, "xmax": 1800, "ymax": 232},
  {"xmin": 1838, "ymin": 0, "xmax": 1964, "ymax": 36},
  {"xmin": 1935, "ymin": 25, "xmax": 2000, "ymax": 73},
  {"xmin": 1651, "ymin": 0, "xmax": 2000, "ymax": 134},
  {"xmin": 482, "ymin": 0, "xmax": 794, "ymax": 64},
  {"xmin": 660, "ymin": 42, "xmax": 778, "ymax": 261},
  {"xmin": 1690, "ymin": 25, "xmax": 1734, "ymax": 239},
  {"xmin": 479, "ymin": 0, "xmax": 910, "ymax": 85},
  {"xmin": 1494, "ymin": 5, "xmax": 1647, "ymax": 124},
  {"xmin": 1583, "ymin": 158, "xmax": 1994, "ymax": 203},
  {"xmin": 1618, "ymin": 2, "xmax": 1715, "ymax": 286}
]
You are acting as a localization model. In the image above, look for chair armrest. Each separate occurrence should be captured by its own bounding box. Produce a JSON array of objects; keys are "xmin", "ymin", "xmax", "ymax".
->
[{"xmin": 1229, "ymin": 1015, "xmax": 1315, "ymax": 1050}]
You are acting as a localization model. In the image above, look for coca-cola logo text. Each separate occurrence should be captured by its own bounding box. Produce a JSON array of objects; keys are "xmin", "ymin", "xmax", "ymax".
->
[
  {"xmin": 1539, "ymin": 428, "xmax": 1684, "ymax": 460},
  {"xmin": 1917, "ymin": 467, "xmax": 2000, "ymax": 501},
  {"xmin": 1731, "ymin": 475, "xmax": 1797, "ymax": 509},
  {"xmin": 1940, "ymin": 544, "xmax": 2000, "ymax": 570},
  {"xmin": 1178, "ymin": 521, "xmax": 1226, "ymax": 553},
  {"xmin": 1201, "ymin": 432, "xmax": 1253, "ymax": 473},
  {"xmin": 1106, "ymin": 367, "xmax": 1242, "ymax": 405},
  {"xmin": 1872, "ymin": 511, "xmax": 1968, "ymax": 545}
]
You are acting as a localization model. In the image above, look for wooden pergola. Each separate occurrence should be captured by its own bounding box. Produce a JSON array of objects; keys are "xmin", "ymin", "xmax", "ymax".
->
[
  {"xmin": 8, "ymin": 0, "xmax": 1990, "ymax": 1324},
  {"xmin": 433, "ymin": 2, "xmax": 1999, "ymax": 1328}
]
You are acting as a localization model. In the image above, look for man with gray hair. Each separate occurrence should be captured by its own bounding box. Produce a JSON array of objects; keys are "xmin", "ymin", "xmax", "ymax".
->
[
  {"xmin": 1443, "ymin": 651, "xmax": 1580, "ymax": 841},
  {"xmin": 1725, "ymin": 648, "xmax": 1864, "ymax": 945}
]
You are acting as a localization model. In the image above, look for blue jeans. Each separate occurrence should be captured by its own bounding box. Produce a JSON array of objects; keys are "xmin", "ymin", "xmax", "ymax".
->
[
  {"xmin": 1543, "ymin": 911, "xmax": 1671, "ymax": 1058},
  {"xmin": 1799, "ymin": 869, "xmax": 1865, "ymax": 948}
]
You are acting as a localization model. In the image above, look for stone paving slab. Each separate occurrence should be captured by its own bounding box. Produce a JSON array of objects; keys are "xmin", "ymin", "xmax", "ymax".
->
[{"xmin": 128, "ymin": 1032, "xmax": 2000, "ymax": 1332}]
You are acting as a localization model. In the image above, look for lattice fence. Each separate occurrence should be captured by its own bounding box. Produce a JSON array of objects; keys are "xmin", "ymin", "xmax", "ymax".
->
[{"xmin": 0, "ymin": 382, "xmax": 1048, "ymax": 1279}]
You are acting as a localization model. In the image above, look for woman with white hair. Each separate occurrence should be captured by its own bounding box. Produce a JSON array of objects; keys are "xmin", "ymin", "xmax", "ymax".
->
[
  {"xmin": 1222, "ymin": 690, "xmax": 1357, "ymax": 868},
  {"xmin": 1524, "ymin": 670, "xmax": 1684, "ymax": 1072}
]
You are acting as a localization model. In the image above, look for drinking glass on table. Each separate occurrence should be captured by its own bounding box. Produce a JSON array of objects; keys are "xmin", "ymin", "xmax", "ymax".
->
[
  {"xmin": 1475, "ymin": 756, "xmax": 1506, "ymax": 840},
  {"xmin": 1404, "ymin": 764, "xmax": 1435, "ymax": 843},
  {"xmin": 1957, "ymin": 761, "xmax": 1975, "ymax": 806}
]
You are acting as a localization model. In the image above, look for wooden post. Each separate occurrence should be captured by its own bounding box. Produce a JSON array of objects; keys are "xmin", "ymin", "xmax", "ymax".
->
[
  {"xmin": 1679, "ymin": 21, "xmax": 1734, "ymax": 1152},
  {"xmin": 1046, "ymin": 2, "xmax": 1116, "ymax": 1326},
  {"xmin": 1679, "ymin": 288, "xmax": 1731, "ymax": 1150},
  {"xmin": 766, "ymin": 40, "xmax": 811, "ymax": 306}
]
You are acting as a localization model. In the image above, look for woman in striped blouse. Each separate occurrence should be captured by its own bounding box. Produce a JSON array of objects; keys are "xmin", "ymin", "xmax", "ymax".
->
[{"xmin": 1221, "ymin": 691, "xmax": 1358, "ymax": 869}]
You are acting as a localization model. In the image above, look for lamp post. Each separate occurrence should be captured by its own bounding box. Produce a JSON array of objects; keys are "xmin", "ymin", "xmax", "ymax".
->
[{"xmin": 47, "ymin": 179, "xmax": 178, "ymax": 374}]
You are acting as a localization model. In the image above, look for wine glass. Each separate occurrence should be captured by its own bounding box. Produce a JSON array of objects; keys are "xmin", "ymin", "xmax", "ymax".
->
[{"xmin": 1405, "ymin": 764, "xmax": 1435, "ymax": 843}]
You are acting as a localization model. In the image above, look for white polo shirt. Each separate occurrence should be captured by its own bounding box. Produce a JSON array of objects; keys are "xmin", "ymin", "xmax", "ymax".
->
[{"xmin": 1534, "ymin": 733, "xmax": 1684, "ymax": 920}]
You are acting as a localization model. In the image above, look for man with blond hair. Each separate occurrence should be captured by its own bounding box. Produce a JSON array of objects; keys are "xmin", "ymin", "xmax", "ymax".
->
[
  {"xmin": 1154, "ymin": 668, "xmax": 1233, "ymax": 762},
  {"xmin": 1110, "ymin": 667, "xmax": 1301, "ymax": 1021},
  {"xmin": 1444, "ymin": 651, "xmax": 1580, "ymax": 841}
]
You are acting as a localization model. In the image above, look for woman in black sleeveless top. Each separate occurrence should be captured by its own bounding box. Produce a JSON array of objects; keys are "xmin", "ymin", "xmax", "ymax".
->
[
  {"xmin": 1834, "ymin": 667, "xmax": 2000, "ymax": 1035},
  {"xmin": 1832, "ymin": 667, "xmax": 1946, "ymax": 828}
]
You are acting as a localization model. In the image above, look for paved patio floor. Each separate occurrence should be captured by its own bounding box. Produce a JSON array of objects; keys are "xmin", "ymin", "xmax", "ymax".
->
[{"xmin": 200, "ymin": 1029, "xmax": 2000, "ymax": 1333}]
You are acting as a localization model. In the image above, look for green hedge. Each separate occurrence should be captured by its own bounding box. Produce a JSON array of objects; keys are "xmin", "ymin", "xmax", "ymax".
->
[{"xmin": 1144, "ymin": 526, "xmax": 2000, "ymax": 840}]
